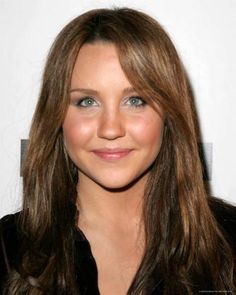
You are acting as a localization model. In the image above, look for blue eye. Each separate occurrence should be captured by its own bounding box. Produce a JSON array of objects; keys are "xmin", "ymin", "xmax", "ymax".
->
[
  {"xmin": 76, "ymin": 97, "xmax": 98, "ymax": 107},
  {"xmin": 127, "ymin": 96, "xmax": 146, "ymax": 107}
]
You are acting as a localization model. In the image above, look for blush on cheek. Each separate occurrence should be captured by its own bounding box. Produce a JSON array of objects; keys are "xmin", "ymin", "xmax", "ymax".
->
[
  {"xmin": 64, "ymin": 124, "xmax": 91, "ymax": 146},
  {"xmin": 63, "ymin": 117, "xmax": 98, "ymax": 167},
  {"xmin": 131, "ymin": 115, "xmax": 164, "ymax": 147}
]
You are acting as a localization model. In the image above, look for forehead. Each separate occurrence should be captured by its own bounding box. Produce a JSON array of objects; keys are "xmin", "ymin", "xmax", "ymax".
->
[{"xmin": 70, "ymin": 42, "xmax": 131, "ymax": 89}]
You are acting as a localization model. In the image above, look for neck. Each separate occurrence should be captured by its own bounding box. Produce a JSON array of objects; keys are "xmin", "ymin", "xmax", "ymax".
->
[{"xmin": 76, "ymin": 173, "xmax": 148, "ymax": 228}]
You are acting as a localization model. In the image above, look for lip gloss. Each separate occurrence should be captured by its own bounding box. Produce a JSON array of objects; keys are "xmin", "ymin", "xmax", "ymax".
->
[{"xmin": 92, "ymin": 149, "xmax": 132, "ymax": 161}]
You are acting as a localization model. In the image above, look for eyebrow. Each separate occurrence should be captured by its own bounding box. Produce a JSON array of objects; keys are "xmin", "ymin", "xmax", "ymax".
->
[{"xmin": 69, "ymin": 87, "xmax": 137, "ymax": 96}]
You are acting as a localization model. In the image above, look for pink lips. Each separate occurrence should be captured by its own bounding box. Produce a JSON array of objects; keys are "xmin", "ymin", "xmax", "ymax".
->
[{"xmin": 91, "ymin": 148, "xmax": 133, "ymax": 161}]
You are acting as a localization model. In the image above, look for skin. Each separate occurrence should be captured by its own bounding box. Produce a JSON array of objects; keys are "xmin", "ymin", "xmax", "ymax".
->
[{"xmin": 62, "ymin": 42, "xmax": 164, "ymax": 294}]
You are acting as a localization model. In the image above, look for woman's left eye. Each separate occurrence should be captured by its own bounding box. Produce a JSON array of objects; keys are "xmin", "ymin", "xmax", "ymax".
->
[{"xmin": 126, "ymin": 96, "xmax": 146, "ymax": 107}]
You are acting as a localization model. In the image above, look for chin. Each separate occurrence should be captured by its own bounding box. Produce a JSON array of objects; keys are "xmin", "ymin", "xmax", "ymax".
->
[{"xmin": 92, "ymin": 172, "xmax": 147, "ymax": 192}]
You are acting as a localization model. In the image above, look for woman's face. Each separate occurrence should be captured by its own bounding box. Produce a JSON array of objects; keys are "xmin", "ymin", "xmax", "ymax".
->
[{"xmin": 63, "ymin": 42, "xmax": 164, "ymax": 190}]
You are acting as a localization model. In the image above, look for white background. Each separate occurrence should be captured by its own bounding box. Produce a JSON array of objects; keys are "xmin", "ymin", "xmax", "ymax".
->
[{"xmin": 0, "ymin": 0, "xmax": 235, "ymax": 218}]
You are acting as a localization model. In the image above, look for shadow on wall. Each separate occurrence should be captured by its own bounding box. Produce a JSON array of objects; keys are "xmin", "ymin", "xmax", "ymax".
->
[
  {"xmin": 20, "ymin": 139, "xmax": 213, "ymax": 181},
  {"xmin": 199, "ymin": 142, "xmax": 212, "ymax": 181},
  {"xmin": 20, "ymin": 139, "xmax": 29, "ymax": 177}
]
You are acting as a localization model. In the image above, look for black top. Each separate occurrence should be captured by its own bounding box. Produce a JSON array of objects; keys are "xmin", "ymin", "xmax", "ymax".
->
[{"xmin": 0, "ymin": 197, "xmax": 236, "ymax": 294}]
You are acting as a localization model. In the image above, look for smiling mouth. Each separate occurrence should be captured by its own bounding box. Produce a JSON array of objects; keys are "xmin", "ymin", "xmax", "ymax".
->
[{"xmin": 91, "ymin": 149, "xmax": 133, "ymax": 161}]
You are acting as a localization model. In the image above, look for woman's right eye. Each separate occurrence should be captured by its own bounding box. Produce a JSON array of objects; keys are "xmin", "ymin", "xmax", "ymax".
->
[{"xmin": 75, "ymin": 97, "xmax": 98, "ymax": 108}]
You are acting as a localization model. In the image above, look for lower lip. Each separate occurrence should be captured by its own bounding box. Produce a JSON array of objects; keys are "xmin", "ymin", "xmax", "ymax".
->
[{"xmin": 92, "ymin": 150, "xmax": 132, "ymax": 161}]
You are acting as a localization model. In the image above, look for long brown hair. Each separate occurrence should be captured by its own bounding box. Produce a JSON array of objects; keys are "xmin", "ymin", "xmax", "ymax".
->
[{"xmin": 5, "ymin": 7, "xmax": 235, "ymax": 294}]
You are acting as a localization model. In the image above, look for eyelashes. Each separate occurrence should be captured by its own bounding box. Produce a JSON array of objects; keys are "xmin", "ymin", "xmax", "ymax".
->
[
  {"xmin": 74, "ymin": 96, "xmax": 147, "ymax": 108},
  {"xmin": 126, "ymin": 96, "xmax": 147, "ymax": 107},
  {"xmin": 75, "ymin": 96, "xmax": 98, "ymax": 107}
]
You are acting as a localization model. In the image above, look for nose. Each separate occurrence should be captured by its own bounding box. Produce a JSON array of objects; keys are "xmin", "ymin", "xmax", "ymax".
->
[{"xmin": 97, "ymin": 109, "xmax": 126, "ymax": 140}]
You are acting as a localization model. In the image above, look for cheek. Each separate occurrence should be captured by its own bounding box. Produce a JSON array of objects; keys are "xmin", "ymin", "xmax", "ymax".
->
[
  {"xmin": 62, "ymin": 109, "xmax": 95, "ymax": 148},
  {"xmin": 129, "ymin": 114, "xmax": 164, "ymax": 149}
]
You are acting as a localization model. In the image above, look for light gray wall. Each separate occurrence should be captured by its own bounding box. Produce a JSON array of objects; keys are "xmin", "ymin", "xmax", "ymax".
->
[{"xmin": 0, "ymin": 0, "xmax": 235, "ymax": 217}]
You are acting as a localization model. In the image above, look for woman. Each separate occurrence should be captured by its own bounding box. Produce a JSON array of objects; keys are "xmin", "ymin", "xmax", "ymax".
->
[{"xmin": 0, "ymin": 7, "xmax": 235, "ymax": 294}]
